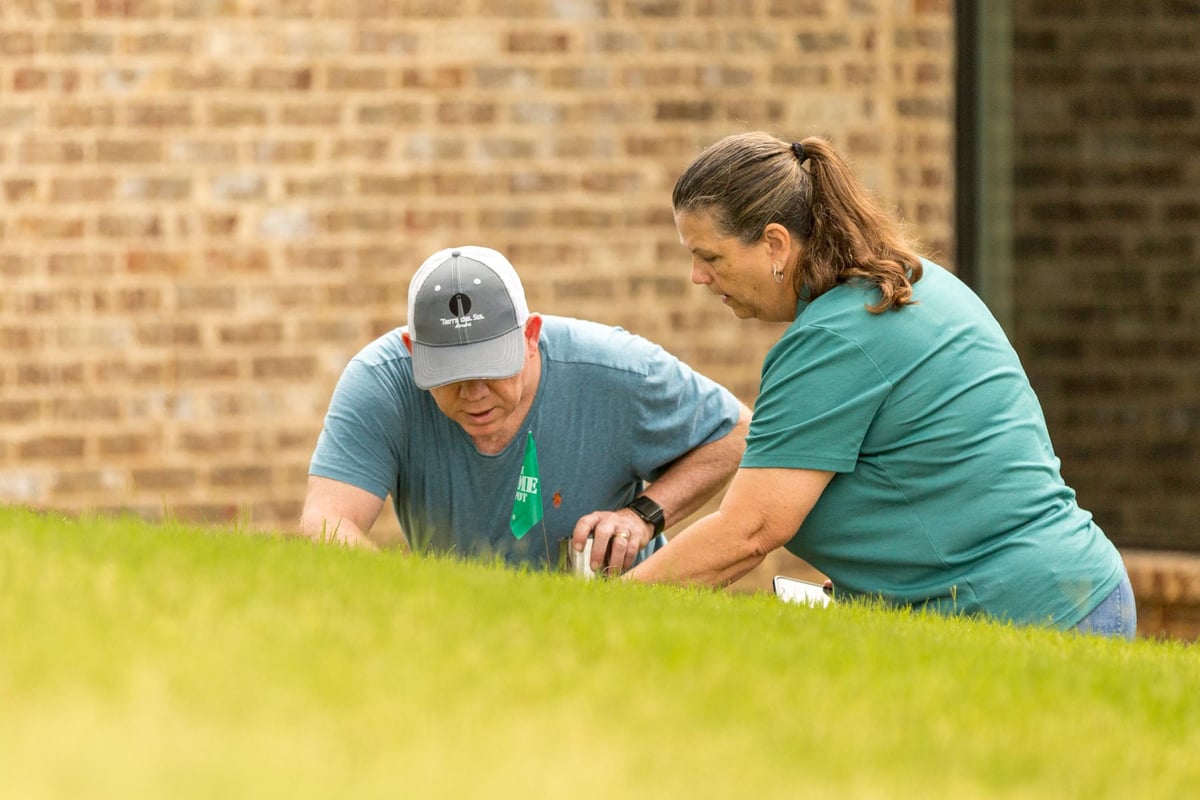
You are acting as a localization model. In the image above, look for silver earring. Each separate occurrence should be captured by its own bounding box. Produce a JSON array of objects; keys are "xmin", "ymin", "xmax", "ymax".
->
[{"xmin": 772, "ymin": 264, "xmax": 785, "ymax": 284}]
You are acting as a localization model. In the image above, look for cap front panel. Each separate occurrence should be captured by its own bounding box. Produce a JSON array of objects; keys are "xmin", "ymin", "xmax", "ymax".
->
[{"xmin": 413, "ymin": 255, "xmax": 519, "ymax": 348}]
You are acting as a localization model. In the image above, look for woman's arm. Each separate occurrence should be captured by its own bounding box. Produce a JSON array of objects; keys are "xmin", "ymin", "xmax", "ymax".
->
[{"xmin": 624, "ymin": 465, "xmax": 834, "ymax": 587}]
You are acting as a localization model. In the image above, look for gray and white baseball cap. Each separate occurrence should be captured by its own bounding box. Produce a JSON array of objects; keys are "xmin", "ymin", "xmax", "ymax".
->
[{"xmin": 406, "ymin": 246, "xmax": 530, "ymax": 390}]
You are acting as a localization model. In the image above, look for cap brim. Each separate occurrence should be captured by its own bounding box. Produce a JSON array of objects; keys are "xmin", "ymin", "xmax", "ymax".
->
[{"xmin": 410, "ymin": 327, "xmax": 525, "ymax": 389}]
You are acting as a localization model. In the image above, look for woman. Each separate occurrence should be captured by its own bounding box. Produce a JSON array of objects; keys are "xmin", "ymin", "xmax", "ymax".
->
[{"xmin": 625, "ymin": 132, "xmax": 1135, "ymax": 638}]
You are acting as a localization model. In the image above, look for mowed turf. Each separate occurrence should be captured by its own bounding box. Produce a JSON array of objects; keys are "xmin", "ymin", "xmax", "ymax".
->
[{"xmin": 2, "ymin": 504, "xmax": 1198, "ymax": 799}]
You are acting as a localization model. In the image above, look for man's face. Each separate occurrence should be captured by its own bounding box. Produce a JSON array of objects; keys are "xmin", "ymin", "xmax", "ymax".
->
[
  {"xmin": 427, "ymin": 372, "xmax": 528, "ymax": 442},
  {"xmin": 404, "ymin": 314, "xmax": 543, "ymax": 450}
]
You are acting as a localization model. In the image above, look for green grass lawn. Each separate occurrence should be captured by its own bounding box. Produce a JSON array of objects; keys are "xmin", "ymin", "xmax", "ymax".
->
[{"xmin": 2, "ymin": 504, "xmax": 1198, "ymax": 799}]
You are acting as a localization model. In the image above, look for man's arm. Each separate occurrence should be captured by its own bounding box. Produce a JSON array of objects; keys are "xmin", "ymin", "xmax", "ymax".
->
[
  {"xmin": 642, "ymin": 400, "xmax": 752, "ymax": 528},
  {"xmin": 572, "ymin": 401, "xmax": 752, "ymax": 571},
  {"xmin": 299, "ymin": 475, "xmax": 387, "ymax": 550}
]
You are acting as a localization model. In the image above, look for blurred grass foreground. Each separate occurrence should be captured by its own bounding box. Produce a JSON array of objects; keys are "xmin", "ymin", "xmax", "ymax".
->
[{"xmin": 2, "ymin": 504, "xmax": 1198, "ymax": 799}]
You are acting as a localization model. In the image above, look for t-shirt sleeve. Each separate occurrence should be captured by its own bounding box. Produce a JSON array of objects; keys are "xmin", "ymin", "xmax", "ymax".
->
[
  {"xmin": 743, "ymin": 325, "xmax": 890, "ymax": 473},
  {"xmin": 626, "ymin": 334, "xmax": 742, "ymax": 481},
  {"xmin": 308, "ymin": 358, "xmax": 405, "ymax": 500}
]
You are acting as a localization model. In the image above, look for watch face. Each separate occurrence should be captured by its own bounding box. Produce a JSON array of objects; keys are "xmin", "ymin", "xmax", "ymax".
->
[{"xmin": 629, "ymin": 496, "xmax": 664, "ymax": 532}]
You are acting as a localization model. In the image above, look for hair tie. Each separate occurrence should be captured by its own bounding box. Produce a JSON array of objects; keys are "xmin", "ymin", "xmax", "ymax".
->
[{"xmin": 791, "ymin": 141, "xmax": 807, "ymax": 164}]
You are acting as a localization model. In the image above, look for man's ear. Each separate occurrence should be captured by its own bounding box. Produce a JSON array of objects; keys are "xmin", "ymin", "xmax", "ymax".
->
[
  {"xmin": 401, "ymin": 330, "xmax": 413, "ymax": 353},
  {"xmin": 524, "ymin": 313, "xmax": 543, "ymax": 347}
]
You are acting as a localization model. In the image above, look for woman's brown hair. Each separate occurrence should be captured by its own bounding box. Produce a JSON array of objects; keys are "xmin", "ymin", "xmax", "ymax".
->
[{"xmin": 672, "ymin": 132, "xmax": 922, "ymax": 313}]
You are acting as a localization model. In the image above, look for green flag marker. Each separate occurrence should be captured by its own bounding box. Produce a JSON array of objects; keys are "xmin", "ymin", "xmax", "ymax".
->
[{"xmin": 510, "ymin": 430, "xmax": 544, "ymax": 539}]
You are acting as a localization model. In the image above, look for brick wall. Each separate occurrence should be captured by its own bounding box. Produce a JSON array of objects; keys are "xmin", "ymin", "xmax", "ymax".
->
[
  {"xmin": 1010, "ymin": 1, "xmax": 1200, "ymax": 552},
  {"xmin": 1, "ymin": 3, "xmax": 954, "ymax": 547}
]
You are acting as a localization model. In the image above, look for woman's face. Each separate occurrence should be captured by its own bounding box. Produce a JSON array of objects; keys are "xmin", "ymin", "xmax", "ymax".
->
[{"xmin": 674, "ymin": 209, "xmax": 798, "ymax": 323}]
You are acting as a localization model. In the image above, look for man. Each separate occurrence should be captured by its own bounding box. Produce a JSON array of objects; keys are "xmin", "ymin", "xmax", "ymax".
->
[{"xmin": 301, "ymin": 245, "xmax": 750, "ymax": 574}]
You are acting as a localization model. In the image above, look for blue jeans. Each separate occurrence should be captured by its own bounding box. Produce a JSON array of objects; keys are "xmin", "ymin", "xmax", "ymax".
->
[{"xmin": 1072, "ymin": 572, "xmax": 1137, "ymax": 640}]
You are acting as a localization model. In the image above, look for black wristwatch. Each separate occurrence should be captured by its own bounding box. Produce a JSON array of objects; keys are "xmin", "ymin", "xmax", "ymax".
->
[{"xmin": 625, "ymin": 495, "xmax": 666, "ymax": 537}]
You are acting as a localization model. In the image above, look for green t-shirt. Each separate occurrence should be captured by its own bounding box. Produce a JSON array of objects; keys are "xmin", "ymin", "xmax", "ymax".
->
[{"xmin": 743, "ymin": 260, "xmax": 1123, "ymax": 628}]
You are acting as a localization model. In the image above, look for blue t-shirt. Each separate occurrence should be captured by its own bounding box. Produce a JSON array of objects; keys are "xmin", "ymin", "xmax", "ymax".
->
[
  {"xmin": 310, "ymin": 315, "xmax": 741, "ymax": 568},
  {"xmin": 742, "ymin": 261, "xmax": 1124, "ymax": 628}
]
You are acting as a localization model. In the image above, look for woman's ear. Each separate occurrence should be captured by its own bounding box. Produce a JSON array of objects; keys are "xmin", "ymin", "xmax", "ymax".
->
[{"xmin": 762, "ymin": 222, "xmax": 793, "ymax": 260}]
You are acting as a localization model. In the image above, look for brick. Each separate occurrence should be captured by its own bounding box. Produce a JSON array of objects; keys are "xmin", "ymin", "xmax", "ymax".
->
[
  {"xmin": 99, "ymin": 433, "xmax": 155, "ymax": 456},
  {"xmin": 654, "ymin": 100, "xmax": 715, "ymax": 122},
  {"xmin": 767, "ymin": 0, "xmax": 827, "ymax": 13},
  {"xmin": 624, "ymin": 0, "xmax": 682, "ymax": 16},
  {"xmin": 356, "ymin": 29, "xmax": 420, "ymax": 54},
  {"xmin": 47, "ymin": 31, "xmax": 114, "ymax": 55},
  {"xmin": 210, "ymin": 173, "xmax": 266, "ymax": 200},
  {"xmin": 398, "ymin": 66, "xmax": 465, "ymax": 90},
  {"xmin": 52, "ymin": 177, "xmax": 116, "ymax": 205},
  {"xmin": 210, "ymin": 104, "xmax": 269, "ymax": 127},
  {"xmin": 19, "ymin": 436, "xmax": 86, "ymax": 460},
  {"xmin": 358, "ymin": 102, "xmax": 423, "ymax": 126},
  {"xmin": 54, "ymin": 470, "xmax": 125, "ymax": 494},
  {"xmin": 250, "ymin": 67, "xmax": 313, "ymax": 91},
  {"xmin": 0, "ymin": 326, "xmax": 40, "ymax": 349},
  {"xmin": 330, "ymin": 138, "xmax": 390, "ymax": 160},
  {"xmin": 17, "ymin": 361, "xmax": 87, "ymax": 385},
  {"xmin": 123, "ymin": 31, "xmax": 194, "ymax": 55},
  {"xmin": 119, "ymin": 177, "xmax": 192, "ymax": 201},
  {"xmin": 169, "ymin": 66, "xmax": 238, "ymax": 91},
  {"xmin": 436, "ymin": 102, "xmax": 497, "ymax": 124},
  {"xmin": 96, "ymin": 140, "xmax": 164, "ymax": 163},
  {"xmin": 0, "ymin": 31, "xmax": 36, "ymax": 55},
  {"xmin": 210, "ymin": 466, "xmax": 272, "ymax": 488},
  {"xmin": 326, "ymin": 67, "xmax": 388, "ymax": 91},
  {"xmin": 204, "ymin": 249, "xmax": 271, "ymax": 274},
  {"xmin": 174, "ymin": 358, "xmax": 239, "ymax": 381},
  {"xmin": 218, "ymin": 321, "xmax": 283, "ymax": 344},
  {"xmin": 285, "ymin": 175, "xmax": 347, "ymax": 199},
  {"xmin": 14, "ymin": 215, "xmax": 86, "ymax": 239},
  {"xmin": 296, "ymin": 319, "xmax": 360, "ymax": 343},
  {"xmin": 252, "ymin": 356, "xmax": 316, "ymax": 380},
  {"xmin": 175, "ymin": 285, "xmax": 236, "ymax": 311},
  {"xmin": 180, "ymin": 431, "xmax": 244, "ymax": 453},
  {"xmin": 136, "ymin": 322, "xmax": 201, "ymax": 346},
  {"xmin": 4, "ymin": 179, "xmax": 39, "ymax": 202},
  {"xmin": 96, "ymin": 0, "xmax": 160, "ymax": 17},
  {"xmin": 251, "ymin": 140, "xmax": 316, "ymax": 163},
  {"xmin": 49, "ymin": 104, "xmax": 117, "ymax": 127},
  {"xmin": 99, "ymin": 214, "xmax": 163, "ymax": 238},
  {"xmin": 202, "ymin": 214, "xmax": 240, "ymax": 235},
  {"xmin": 282, "ymin": 103, "xmax": 342, "ymax": 125},
  {"xmin": 132, "ymin": 468, "xmax": 196, "ymax": 490},
  {"xmin": 698, "ymin": 0, "xmax": 750, "ymax": 13},
  {"xmin": 92, "ymin": 287, "xmax": 164, "ymax": 313},
  {"xmin": 47, "ymin": 393, "xmax": 121, "ymax": 421},
  {"xmin": 127, "ymin": 103, "xmax": 195, "ymax": 127},
  {"xmin": 167, "ymin": 139, "xmax": 239, "ymax": 163},
  {"xmin": 506, "ymin": 31, "xmax": 571, "ymax": 53},
  {"xmin": 247, "ymin": 0, "xmax": 315, "ymax": 16},
  {"xmin": 93, "ymin": 359, "xmax": 165, "ymax": 383},
  {"xmin": 0, "ymin": 401, "xmax": 41, "ymax": 424},
  {"xmin": 17, "ymin": 140, "xmax": 85, "ymax": 164},
  {"xmin": 0, "ymin": 253, "xmax": 30, "ymax": 278},
  {"xmin": 48, "ymin": 252, "xmax": 116, "ymax": 277}
]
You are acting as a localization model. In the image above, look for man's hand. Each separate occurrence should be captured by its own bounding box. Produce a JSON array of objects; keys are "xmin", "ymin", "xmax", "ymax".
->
[{"xmin": 571, "ymin": 508, "xmax": 655, "ymax": 576}]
